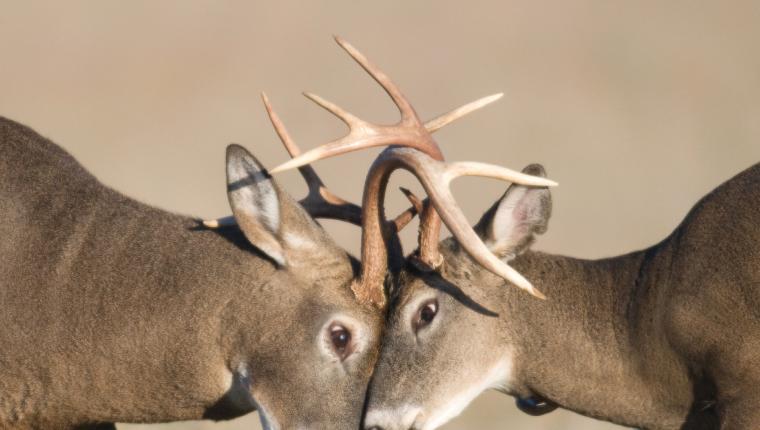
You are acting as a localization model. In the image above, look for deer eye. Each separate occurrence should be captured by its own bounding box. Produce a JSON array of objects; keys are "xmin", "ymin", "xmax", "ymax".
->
[
  {"xmin": 329, "ymin": 323, "xmax": 353, "ymax": 361},
  {"xmin": 413, "ymin": 299, "xmax": 439, "ymax": 333}
]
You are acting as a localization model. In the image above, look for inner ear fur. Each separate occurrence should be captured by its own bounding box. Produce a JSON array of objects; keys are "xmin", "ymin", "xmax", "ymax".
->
[
  {"xmin": 225, "ymin": 144, "xmax": 347, "ymax": 269},
  {"xmin": 473, "ymin": 163, "xmax": 552, "ymax": 259}
]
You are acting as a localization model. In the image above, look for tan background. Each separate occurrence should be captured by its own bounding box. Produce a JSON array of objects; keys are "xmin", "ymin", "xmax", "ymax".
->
[{"xmin": 2, "ymin": 1, "xmax": 759, "ymax": 429}]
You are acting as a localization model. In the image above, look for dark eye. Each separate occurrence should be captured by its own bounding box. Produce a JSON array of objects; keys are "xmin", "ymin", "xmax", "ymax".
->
[
  {"xmin": 413, "ymin": 299, "xmax": 439, "ymax": 333},
  {"xmin": 329, "ymin": 323, "xmax": 353, "ymax": 361}
]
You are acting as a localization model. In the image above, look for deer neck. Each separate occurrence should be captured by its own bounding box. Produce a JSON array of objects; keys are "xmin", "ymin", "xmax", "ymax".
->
[{"xmin": 504, "ymin": 248, "xmax": 696, "ymax": 428}]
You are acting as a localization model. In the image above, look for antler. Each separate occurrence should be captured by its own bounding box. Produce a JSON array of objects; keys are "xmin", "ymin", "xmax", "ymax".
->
[
  {"xmin": 261, "ymin": 92, "xmax": 365, "ymax": 225},
  {"xmin": 268, "ymin": 37, "xmax": 557, "ymax": 307},
  {"xmin": 269, "ymin": 37, "xmax": 510, "ymax": 270},
  {"xmin": 203, "ymin": 93, "xmax": 417, "ymax": 232}
]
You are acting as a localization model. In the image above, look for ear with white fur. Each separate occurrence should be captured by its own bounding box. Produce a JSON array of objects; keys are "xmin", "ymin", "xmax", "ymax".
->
[
  {"xmin": 225, "ymin": 144, "xmax": 345, "ymax": 267},
  {"xmin": 474, "ymin": 164, "xmax": 552, "ymax": 259}
]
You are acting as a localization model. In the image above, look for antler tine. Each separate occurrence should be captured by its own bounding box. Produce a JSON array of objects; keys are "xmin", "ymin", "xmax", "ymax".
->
[
  {"xmin": 268, "ymin": 129, "xmax": 400, "ymax": 175},
  {"xmin": 391, "ymin": 202, "xmax": 419, "ymax": 232},
  {"xmin": 444, "ymin": 162, "xmax": 559, "ymax": 187},
  {"xmin": 334, "ymin": 35, "xmax": 418, "ymax": 124},
  {"xmin": 424, "ymin": 93, "xmax": 504, "ymax": 133},
  {"xmin": 302, "ymin": 92, "xmax": 362, "ymax": 127},
  {"xmin": 390, "ymin": 187, "xmax": 426, "ymax": 232},
  {"xmin": 400, "ymin": 187, "xmax": 425, "ymax": 214}
]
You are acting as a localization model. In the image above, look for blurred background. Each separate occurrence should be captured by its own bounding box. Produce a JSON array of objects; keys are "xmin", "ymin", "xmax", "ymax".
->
[{"xmin": 2, "ymin": 1, "xmax": 759, "ymax": 429}]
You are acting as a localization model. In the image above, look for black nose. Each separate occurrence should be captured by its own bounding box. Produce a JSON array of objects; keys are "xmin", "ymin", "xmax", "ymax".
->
[{"xmin": 366, "ymin": 427, "xmax": 383, "ymax": 430}]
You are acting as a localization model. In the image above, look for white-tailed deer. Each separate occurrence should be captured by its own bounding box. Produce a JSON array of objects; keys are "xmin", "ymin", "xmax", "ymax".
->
[
  {"xmin": 0, "ymin": 37, "xmax": 550, "ymax": 430},
  {"xmin": 0, "ymin": 112, "xmax": 392, "ymax": 429},
  {"xmin": 271, "ymin": 45, "xmax": 760, "ymax": 430}
]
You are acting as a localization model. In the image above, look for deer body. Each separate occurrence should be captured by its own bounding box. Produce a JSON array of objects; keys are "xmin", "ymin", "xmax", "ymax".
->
[
  {"xmin": 503, "ymin": 162, "xmax": 760, "ymax": 428},
  {"xmin": 0, "ymin": 116, "xmax": 383, "ymax": 429},
  {"xmin": 364, "ymin": 163, "xmax": 760, "ymax": 430},
  {"xmin": 0, "ymin": 118, "xmax": 262, "ymax": 427}
]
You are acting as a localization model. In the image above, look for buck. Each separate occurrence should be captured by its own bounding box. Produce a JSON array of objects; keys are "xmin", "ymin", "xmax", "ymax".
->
[
  {"xmin": 270, "ymin": 45, "xmax": 760, "ymax": 430},
  {"xmin": 0, "ymin": 115, "xmax": 394, "ymax": 429},
  {"xmin": 0, "ymin": 38, "xmax": 552, "ymax": 430}
]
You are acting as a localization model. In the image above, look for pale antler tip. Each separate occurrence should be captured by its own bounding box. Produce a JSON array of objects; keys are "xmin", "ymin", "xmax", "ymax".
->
[
  {"xmin": 425, "ymin": 92, "xmax": 506, "ymax": 133},
  {"xmin": 509, "ymin": 271, "xmax": 546, "ymax": 300},
  {"xmin": 530, "ymin": 287, "xmax": 547, "ymax": 300},
  {"xmin": 510, "ymin": 271, "xmax": 546, "ymax": 299},
  {"xmin": 268, "ymin": 163, "xmax": 290, "ymax": 174},
  {"xmin": 202, "ymin": 219, "xmax": 220, "ymax": 228},
  {"xmin": 202, "ymin": 215, "xmax": 237, "ymax": 229},
  {"xmin": 333, "ymin": 34, "xmax": 348, "ymax": 48},
  {"xmin": 399, "ymin": 187, "xmax": 424, "ymax": 213}
]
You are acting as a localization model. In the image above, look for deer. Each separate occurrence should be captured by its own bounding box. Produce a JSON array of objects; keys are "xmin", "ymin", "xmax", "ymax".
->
[
  {"xmin": 268, "ymin": 41, "xmax": 760, "ymax": 430},
  {"xmin": 0, "ymin": 37, "xmax": 553, "ymax": 430}
]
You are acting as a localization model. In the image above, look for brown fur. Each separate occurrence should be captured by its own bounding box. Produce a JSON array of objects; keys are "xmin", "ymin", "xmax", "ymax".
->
[
  {"xmin": 0, "ymin": 117, "xmax": 384, "ymax": 429},
  {"xmin": 365, "ymin": 163, "xmax": 760, "ymax": 429}
]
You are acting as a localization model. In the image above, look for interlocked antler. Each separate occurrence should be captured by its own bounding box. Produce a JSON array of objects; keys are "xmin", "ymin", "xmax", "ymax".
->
[
  {"xmin": 269, "ymin": 37, "xmax": 505, "ymax": 269},
  {"xmin": 270, "ymin": 36, "xmax": 557, "ymax": 307},
  {"xmin": 204, "ymin": 93, "xmax": 418, "ymax": 232}
]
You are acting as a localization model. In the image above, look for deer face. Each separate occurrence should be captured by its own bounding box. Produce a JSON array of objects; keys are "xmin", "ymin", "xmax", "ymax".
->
[
  {"xmin": 238, "ymin": 278, "xmax": 384, "ymax": 430},
  {"xmin": 220, "ymin": 144, "xmax": 385, "ymax": 429},
  {"xmin": 363, "ymin": 165, "xmax": 553, "ymax": 430},
  {"xmin": 363, "ymin": 271, "xmax": 511, "ymax": 430}
]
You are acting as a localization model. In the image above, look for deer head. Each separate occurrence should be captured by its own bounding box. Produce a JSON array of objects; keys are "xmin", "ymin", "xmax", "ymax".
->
[
  {"xmin": 266, "ymin": 37, "xmax": 557, "ymax": 430},
  {"xmin": 216, "ymin": 142, "xmax": 383, "ymax": 429},
  {"xmin": 361, "ymin": 166, "xmax": 554, "ymax": 430},
  {"xmin": 200, "ymin": 40, "xmax": 428, "ymax": 428}
]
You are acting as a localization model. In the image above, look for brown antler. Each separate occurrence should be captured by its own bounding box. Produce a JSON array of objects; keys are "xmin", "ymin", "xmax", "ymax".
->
[{"xmin": 269, "ymin": 37, "xmax": 557, "ymax": 307}]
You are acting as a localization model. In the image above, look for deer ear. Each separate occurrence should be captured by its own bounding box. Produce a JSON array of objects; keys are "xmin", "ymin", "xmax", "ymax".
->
[
  {"xmin": 225, "ymin": 144, "xmax": 343, "ymax": 267},
  {"xmin": 474, "ymin": 164, "xmax": 552, "ymax": 259}
]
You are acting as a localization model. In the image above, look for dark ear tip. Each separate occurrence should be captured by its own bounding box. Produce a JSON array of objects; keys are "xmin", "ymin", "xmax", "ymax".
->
[
  {"xmin": 226, "ymin": 143, "xmax": 245, "ymax": 150},
  {"xmin": 226, "ymin": 143, "xmax": 249, "ymax": 159},
  {"xmin": 522, "ymin": 163, "xmax": 546, "ymax": 177},
  {"xmin": 225, "ymin": 144, "xmax": 267, "ymax": 172}
]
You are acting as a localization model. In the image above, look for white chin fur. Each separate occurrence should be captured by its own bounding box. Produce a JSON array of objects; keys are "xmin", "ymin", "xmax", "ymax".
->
[{"xmin": 417, "ymin": 358, "xmax": 513, "ymax": 430}]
